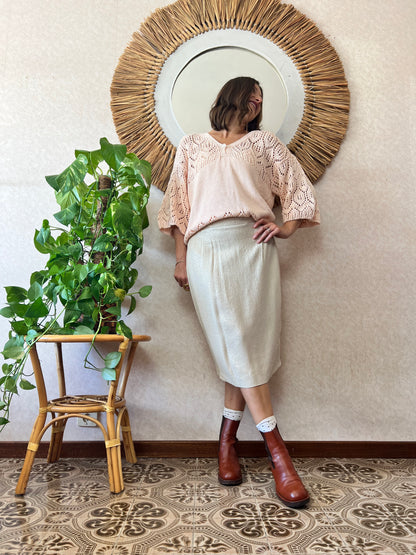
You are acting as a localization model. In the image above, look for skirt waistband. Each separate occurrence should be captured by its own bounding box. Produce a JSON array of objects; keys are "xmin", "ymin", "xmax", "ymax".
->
[{"xmin": 189, "ymin": 217, "xmax": 256, "ymax": 243}]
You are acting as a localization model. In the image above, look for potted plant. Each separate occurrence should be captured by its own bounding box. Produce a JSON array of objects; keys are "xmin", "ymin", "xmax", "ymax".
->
[{"xmin": 0, "ymin": 138, "xmax": 152, "ymax": 428}]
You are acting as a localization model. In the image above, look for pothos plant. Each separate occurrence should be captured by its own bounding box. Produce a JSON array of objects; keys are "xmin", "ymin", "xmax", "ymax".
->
[{"xmin": 0, "ymin": 138, "xmax": 152, "ymax": 428}]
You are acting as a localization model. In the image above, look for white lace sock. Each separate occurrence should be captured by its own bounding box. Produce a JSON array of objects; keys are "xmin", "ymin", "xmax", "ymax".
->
[
  {"xmin": 256, "ymin": 415, "xmax": 277, "ymax": 433},
  {"xmin": 223, "ymin": 407, "xmax": 244, "ymax": 422}
]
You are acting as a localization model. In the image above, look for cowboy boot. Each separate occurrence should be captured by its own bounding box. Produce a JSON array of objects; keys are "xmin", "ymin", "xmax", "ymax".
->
[
  {"xmin": 261, "ymin": 426, "xmax": 309, "ymax": 508},
  {"xmin": 218, "ymin": 417, "xmax": 243, "ymax": 486}
]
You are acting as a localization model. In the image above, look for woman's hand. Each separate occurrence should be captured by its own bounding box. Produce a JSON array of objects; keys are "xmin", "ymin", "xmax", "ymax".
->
[
  {"xmin": 174, "ymin": 260, "xmax": 190, "ymax": 291},
  {"xmin": 253, "ymin": 218, "xmax": 301, "ymax": 243}
]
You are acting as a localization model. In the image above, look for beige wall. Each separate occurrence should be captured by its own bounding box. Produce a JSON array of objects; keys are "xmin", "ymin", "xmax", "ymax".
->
[{"xmin": 1, "ymin": 0, "xmax": 415, "ymax": 443}]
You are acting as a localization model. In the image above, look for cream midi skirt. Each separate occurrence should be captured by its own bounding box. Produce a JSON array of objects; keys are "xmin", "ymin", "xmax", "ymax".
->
[{"xmin": 186, "ymin": 218, "xmax": 281, "ymax": 388}]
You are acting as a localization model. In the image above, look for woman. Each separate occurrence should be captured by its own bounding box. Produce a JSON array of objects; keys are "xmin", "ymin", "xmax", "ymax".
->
[{"xmin": 158, "ymin": 77, "xmax": 320, "ymax": 509}]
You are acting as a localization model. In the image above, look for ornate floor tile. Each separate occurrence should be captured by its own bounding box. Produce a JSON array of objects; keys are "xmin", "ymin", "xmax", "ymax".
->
[
  {"xmin": 327, "ymin": 528, "xmax": 414, "ymax": 554},
  {"xmin": 0, "ymin": 523, "xmax": 103, "ymax": 554},
  {"xmin": 0, "ymin": 497, "xmax": 43, "ymax": 532},
  {"xmin": 0, "ymin": 457, "xmax": 415, "ymax": 554},
  {"xmin": 314, "ymin": 460, "xmax": 388, "ymax": 487},
  {"xmin": 346, "ymin": 499, "xmax": 416, "ymax": 540}
]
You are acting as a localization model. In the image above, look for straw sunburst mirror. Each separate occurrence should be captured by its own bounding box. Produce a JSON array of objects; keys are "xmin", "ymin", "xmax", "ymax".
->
[{"xmin": 111, "ymin": 0, "xmax": 350, "ymax": 191}]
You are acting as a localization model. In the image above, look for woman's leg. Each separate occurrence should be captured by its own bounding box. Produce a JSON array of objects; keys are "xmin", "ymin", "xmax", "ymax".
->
[
  {"xmin": 240, "ymin": 383, "xmax": 273, "ymax": 423},
  {"xmin": 224, "ymin": 382, "xmax": 246, "ymax": 411},
  {"xmin": 240, "ymin": 382, "xmax": 309, "ymax": 508}
]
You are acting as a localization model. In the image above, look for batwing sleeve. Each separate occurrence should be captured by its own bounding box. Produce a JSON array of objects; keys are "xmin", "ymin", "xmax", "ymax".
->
[
  {"xmin": 269, "ymin": 135, "xmax": 320, "ymax": 227},
  {"xmin": 157, "ymin": 137, "xmax": 191, "ymax": 237}
]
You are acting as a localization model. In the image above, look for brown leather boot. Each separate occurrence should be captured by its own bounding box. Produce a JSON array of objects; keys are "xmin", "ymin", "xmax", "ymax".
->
[
  {"xmin": 261, "ymin": 427, "xmax": 309, "ymax": 508},
  {"xmin": 218, "ymin": 417, "xmax": 243, "ymax": 486}
]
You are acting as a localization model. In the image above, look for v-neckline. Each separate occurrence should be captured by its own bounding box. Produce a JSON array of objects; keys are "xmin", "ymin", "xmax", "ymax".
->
[{"xmin": 205, "ymin": 131, "xmax": 253, "ymax": 147}]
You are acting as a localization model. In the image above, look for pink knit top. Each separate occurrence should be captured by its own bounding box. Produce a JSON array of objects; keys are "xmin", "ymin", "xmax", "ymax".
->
[{"xmin": 158, "ymin": 130, "xmax": 320, "ymax": 244}]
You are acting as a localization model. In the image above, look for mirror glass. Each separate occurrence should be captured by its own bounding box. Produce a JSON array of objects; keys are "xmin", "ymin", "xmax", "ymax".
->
[
  {"xmin": 154, "ymin": 29, "xmax": 305, "ymax": 147},
  {"xmin": 171, "ymin": 46, "xmax": 287, "ymax": 135}
]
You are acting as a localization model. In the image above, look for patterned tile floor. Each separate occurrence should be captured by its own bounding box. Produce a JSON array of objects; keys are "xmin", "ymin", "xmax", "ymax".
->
[{"xmin": 0, "ymin": 457, "xmax": 415, "ymax": 554}]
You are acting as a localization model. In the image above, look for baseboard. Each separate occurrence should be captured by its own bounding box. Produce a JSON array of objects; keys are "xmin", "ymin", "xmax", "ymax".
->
[{"xmin": 1, "ymin": 441, "xmax": 415, "ymax": 459}]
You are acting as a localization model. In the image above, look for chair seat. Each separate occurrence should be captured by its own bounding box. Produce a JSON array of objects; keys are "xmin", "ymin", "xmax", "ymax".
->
[{"xmin": 48, "ymin": 394, "xmax": 125, "ymax": 413}]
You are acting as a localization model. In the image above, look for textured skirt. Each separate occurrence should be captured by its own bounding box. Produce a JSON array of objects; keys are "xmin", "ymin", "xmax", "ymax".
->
[{"xmin": 186, "ymin": 218, "xmax": 281, "ymax": 388}]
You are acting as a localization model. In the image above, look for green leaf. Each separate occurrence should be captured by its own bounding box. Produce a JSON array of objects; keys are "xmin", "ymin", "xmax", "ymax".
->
[
  {"xmin": 63, "ymin": 306, "xmax": 81, "ymax": 326},
  {"xmin": 117, "ymin": 165, "xmax": 137, "ymax": 187},
  {"xmin": 4, "ymin": 376, "xmax": 18, "ymax": 394},
  {"xmin": 104, "ymin": 351, "xmax": 121, "ymax": 369},
  {"xmin": 114, "ymin": 288, "xmax": 126, "ymax": 301},
  {"xmin": 73, "ymin": 325, "xmax": 95, "ymax": 335},
  {"xmin": 27, "ymin": 281, "xmax": 43, "ymax": 301},
  {"xmin": 78, "ymin": 287, "xmax": 93, "ymax": 300},
  {"xmin": 74, "ymin": 148, "xmax": 103, "ymax": 174},
  {"xmin": 55, "ymin": 154, "xmax": 88, "ymax": 195},
  {"xmin": 139, "ymin": 285, "xmax": 152, "ymax": 298},
  {"xmin": 47, "ymin": 257, "xmax": 68, "ymax": 275},
  {"xmin": 24, "ymin": 298, "xmax": 49, "ymax": 319},
  {"xmin": 128, "ymin": 190, "xmax": 139, "ymax": 211},
  {"xmin": 60, "ymin": 271, "xmax": 75, "ymax": 290},
  {"xmin": 55, "ymin": 185, "xmax": 86, "ymax": 210},
  {"xmin": 2, "ymin": 337, "xmax": 25, "ymax": 360},
  {"xmin": 67, "ymin": 243, "xmax": 83, "ymax": 261},
  {"xmin": 45, "ymin": 174, "xmax": 59, "ymax": 191},
  {"xmin": 34, "ymin": 220, "xmax": 55, "ymax": 254},
  {"xmin": 104, "ymin": 305, "xmax": 121, "ymax": 317},
  {"xmin": 74, "ymin": 264, "xmax": 89, "ymax": 284},
  {"xmin": 2, "ymin": 363, "xmax": 12, "ymax": 375},
  {"xmin": 0, "ymin": 417, "xmax": 9, "ymax": 426},
  {"xmin": 92, "ymin": 235, "xmax": 113, "ymax": 252},
  {"xmin": 123, "ymin": 153, "xmax": 152, "ymax": 185},
  {"xmin": 100, "ymin": 138, "xmax": 126, "ymax": 172},
  {"xmin": 54, "ymin": 203, "xmax": 79, "ymax": 225},
  {"xmin": 129, "ymin": 213, "xmax": 143, "ymax": 237},
  {"xmin": 112, "ymin": 203, "xmax": 134, "ymax": 235},
  {"xmin": 20, "ymin": 379, "xmax": 36, "ymax": 390},
  {"xmin": 116, "ymin": 320, "xmax": 132, "ymax": 339},
  {"xmin": 26, "ymin": 329, "xmax": 39, "ymax": 343},
  {"xmin": 138, "ymin": 160, "xmax": 151, "ymax": 185},
  {"xmin": 30, "ymin": 271, "xmax": 47, "ymax": 285},
  {"xmin": 142, "ymin": 206, "xmax": 149, "ymax": 230},
  {"xmin": 0, "ymin": 306, "xmax": 15, "ymax": 318},
  {"xmin": 5, "ymin": 286, "xmax": 28, "ymax": 303},
  {"xmin": 11, "ymin": 321, "xmax": 29, "ymax": 335},
  {"xmin": 9, "ymin": 303, "xmax": 29, "ymax": 318},
  {"xmin": 129, "ymin": 269, "xmax": 138, "ymax": 284},
  {"xmin": 77, "ymin": 298, "xmax": 95, "ymax": 316},
  {"xmin": 101, "ymin": 367, "xmax": 116, "ymax": 381},
  {"xmin": 127, "ymin": 295, "xmax": 136, "ymax": 315}
]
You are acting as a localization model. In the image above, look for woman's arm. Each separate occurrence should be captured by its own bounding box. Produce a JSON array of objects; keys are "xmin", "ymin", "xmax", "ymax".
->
[
  {"xmin": 172, "ymin": 226, "xmax": 189, "ymax": 290},
  {"xmin": 253, "ymin": 218, "xmax": 301, "ymax": 243}
]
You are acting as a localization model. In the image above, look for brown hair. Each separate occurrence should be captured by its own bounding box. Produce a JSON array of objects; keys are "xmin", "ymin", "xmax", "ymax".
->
[{"xmin": 209, "ymin": 76, "xmax": 263, "ymax": 132}]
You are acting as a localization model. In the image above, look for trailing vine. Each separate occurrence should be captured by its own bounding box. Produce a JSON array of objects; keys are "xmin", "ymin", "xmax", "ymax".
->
[{"xmin": 0, "ymin": 138, "xmax": 152, "ymax": 428}]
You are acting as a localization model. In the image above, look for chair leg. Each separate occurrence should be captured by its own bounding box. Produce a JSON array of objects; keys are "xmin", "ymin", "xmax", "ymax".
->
[
  {"xmin": 15, "ymin": 412, "xmax": 47, "ymax": 495},
  {"xmin": 15, "ymin": 448, "xmax": 37, "ymax": 495},
  {"xmin": 106, "ymin": 411, "xmax": 124, "ymax": 494},
  {"xmin": 121, "ymin": 409, "xmax": 137, "ymax": 464},
  {"xmin": 47, "ymin": 416, "xmax": 67, "ymax": 463}
]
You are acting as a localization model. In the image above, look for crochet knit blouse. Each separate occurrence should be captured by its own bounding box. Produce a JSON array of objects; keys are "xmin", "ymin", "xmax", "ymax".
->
[{"xmin": 158, "ymin": 130, "xmax": 320, "ymax": 244}]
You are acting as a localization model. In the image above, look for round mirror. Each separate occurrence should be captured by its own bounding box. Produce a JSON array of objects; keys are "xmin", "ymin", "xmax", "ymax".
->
[{"xmin": 111, "ymin": 0, "xmax": 350, "ymax": 190}]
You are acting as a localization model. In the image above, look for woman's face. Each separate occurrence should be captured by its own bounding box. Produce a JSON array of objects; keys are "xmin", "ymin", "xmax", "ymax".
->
[{"xmin": 245, "ymin": 84, "xmax": 263, "ymax": 122}]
